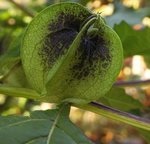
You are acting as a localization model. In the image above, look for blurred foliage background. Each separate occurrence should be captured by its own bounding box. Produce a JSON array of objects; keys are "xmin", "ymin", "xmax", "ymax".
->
[{"xmin": 0, "ymin": 0, "xmax": 150, "ymax": 144}]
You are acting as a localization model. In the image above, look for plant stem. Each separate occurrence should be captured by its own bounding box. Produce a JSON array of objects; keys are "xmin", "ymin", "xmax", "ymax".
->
[
  {"xmin": 7, "ymin": 0, "xmax": 35, "ymax": 17},
  {"xmin": 74, "ymin": 102, "xmax": 150, "ymax": 131},
  {"xmin": 0, "ymin": 84, "xmax": 40, "ymax": 100},
  {"xmin": 114, "ymin": 79, "xmax": 150, "ymax": 87}
]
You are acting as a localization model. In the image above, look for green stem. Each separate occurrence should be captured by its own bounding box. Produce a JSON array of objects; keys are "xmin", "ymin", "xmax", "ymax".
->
[
  {"xmin": 114, "ymin": 79, "xmax": 150, "ymax": 87},
  {"xmin": 0, "ymin": 84, "xmax": 40, "ymax": 100},
  {"xmin": 7, "ymin": 0, "xmax": 35, "ymax": 17},
  {"xmin": 74, "ymin": 102, "xmax": 150, "ymax": 131}
]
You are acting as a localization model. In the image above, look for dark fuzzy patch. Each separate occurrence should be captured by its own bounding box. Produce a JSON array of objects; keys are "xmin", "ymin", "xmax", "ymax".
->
[
  {"xmin": 70, "ymin": 34, "xmax": 111, "ymax": 80},
  {"xmin": 41, "ymin": 28, "xmax": 77, "ymax": 68},
  {"xmin": 39, "ymin": 11, "xmax": 91, "ymax": 69},
  {"xmin": 38, "ymin": 9, "xmax": 111, "ymax": 81},
  {"xmin": 49, "ymin": 12, "xmax": 91, "ymax": 32}
]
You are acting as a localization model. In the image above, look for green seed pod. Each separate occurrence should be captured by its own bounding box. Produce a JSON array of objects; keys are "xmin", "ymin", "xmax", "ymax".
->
[{"xmin": 21, "ymin": 3, "xmax": 123, "ymax": 104}]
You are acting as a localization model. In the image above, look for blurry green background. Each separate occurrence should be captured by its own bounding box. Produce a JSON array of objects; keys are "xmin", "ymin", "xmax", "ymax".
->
[{"xmin": 0, "ymin": 0, "xmax": 150, "ymax": 144}]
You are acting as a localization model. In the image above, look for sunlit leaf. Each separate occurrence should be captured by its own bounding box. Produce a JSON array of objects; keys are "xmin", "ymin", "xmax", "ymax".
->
[
  {"xmin": 105, "ymin": 2, "xmax": 150, "ymax": 27},
  {"xmin": 114, "ymin": 21, "xmax": 150, "ymax": 57}
]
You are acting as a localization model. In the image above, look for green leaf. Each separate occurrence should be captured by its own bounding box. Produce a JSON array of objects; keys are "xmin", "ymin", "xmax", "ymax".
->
[
  {"xmin": 99, "ymin": 87, "xmax": 143, "ymax": 111},
  {"xmin": 1, "ymin": 64, "xmax": 29, "ymax": 88},
  {"xmin": 114, "ymin": 21, "xmax": 150, "ymax": 57},
  {"xmin": 105, "ymin": 2, "xmax": 150, "ymax": 27},
  {"xmin": 0, "ymin": 29, "xmax": 23, "ymax": 76},
  {"xmin": 0, "ymin": 106, "xmax": 93, "ymax": 144},
  {"xmin": 0, "ymin": 34, "xmax": 28, "ymax": 87}
]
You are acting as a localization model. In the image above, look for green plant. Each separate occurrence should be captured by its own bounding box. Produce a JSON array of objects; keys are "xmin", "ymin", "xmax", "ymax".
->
[{"xmin": 0, "ymin": 1, "xmax": 150, "ymax": 144}]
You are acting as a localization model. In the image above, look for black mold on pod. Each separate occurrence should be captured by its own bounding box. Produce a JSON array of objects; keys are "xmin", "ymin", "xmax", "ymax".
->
[{"xmin": 21, "ymin": 3, "xmax": 123, "ymax": 104}]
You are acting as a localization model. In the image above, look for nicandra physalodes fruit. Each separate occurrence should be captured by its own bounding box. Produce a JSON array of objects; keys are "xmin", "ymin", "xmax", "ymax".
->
[{"xmin": 21, "ymin": 3, "xmax": 123, "ymax": 104}]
